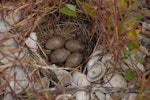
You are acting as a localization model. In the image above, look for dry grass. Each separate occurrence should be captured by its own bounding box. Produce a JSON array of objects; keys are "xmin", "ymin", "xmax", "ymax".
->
[{"xmin": 0, "ymin": 0, "xmax": 150, "ymax": 99}]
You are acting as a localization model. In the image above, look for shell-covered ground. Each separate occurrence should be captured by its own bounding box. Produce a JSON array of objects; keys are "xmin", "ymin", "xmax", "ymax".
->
[{"xmin": 0, "ymin": 0, "xmax": 150, "ymax": 100}]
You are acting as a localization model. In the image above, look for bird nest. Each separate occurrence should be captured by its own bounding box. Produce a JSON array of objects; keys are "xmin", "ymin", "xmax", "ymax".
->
[
  {"xmin": 35, "ymin": 14, "xmax": 97, "ymax": 67},
  {"xmin": 1, "ymin": 0, "xmax": 150, "ymax": 99}
]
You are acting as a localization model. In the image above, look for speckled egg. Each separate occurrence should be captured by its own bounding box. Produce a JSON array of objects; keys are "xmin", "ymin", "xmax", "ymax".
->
[
  {"xmin": 45, "ymin": 35, "xmax": 65, "ymax": 50},
  {"xmin": 65, "ymin": 52, "xmax": 83, "ymax": 68},
  {"xmin": 65, "ymin": 40, "xmax": 85, "ymax": 52},
  {"xmin": 50, "ymin": 48, "xmax": 70, "ymax": 63}
]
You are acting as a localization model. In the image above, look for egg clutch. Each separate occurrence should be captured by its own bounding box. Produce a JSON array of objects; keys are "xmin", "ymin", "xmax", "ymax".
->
[{"xmin": 45, "ymin": 35, "xmax": 85, "ymax": 68}]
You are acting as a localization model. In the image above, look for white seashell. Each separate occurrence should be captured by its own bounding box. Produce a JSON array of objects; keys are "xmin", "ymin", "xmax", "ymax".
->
[
  {"xmin": 139, "ymin": 21, "xmax": 150, "ymax": 32},
  {"xmin": 0, "ymin": 2, "xmax": 21, "ymax": 32},
  {"xmin": 101, "ymin": 54, "xmax": 113, "ymax": 64},
  {"xmin": 95, "ymin": 91, "xmax": 106, "ymax": 100},
  {"xmin": 0, "ymin": 47, "xmax": 29, "ymax": 64},
  {"xmin": 2, "ymin": 37, "xmax": 17, "ymax": 47},
  {"xmin": 91, "ymin": 50, "xmax": 102, "ymax": 57},
  {"xmin": 106, "ymin": 94, "xmax": 113, "ymax": 100},
  {"xmin": 72, "ymin": 71, "xmax": 90, "ymax": 87},
  {"xmin": 131, "ymin": 50, "xmax": 146, "ymax": 60},
  {"xmin": 103, "ymin": 73, "xmax": 127, "ymax": 88},
  {"xmin": 33, "ymin": 77, "xmax": 49, "ymax": 91},
  {"xmin": 5, "ymin": 66, "xmax": 30, "ymax": 94},
  {"xmin": 34, "ymin": 82, "xmax": 42, "ymax": 91},
  {"xmin": 3, "ymin": 93, "xmax": 14, "ymax": 100},
  {"xmin": 120, "ymin": 59, "xmax": 132, "ymax": 70},
  {"xmin": 75, "ymin": 91, "xmax": 89, "ymax": 100},
  {"xmin": 25, "ymin": 32, "xmax": 38, "ymax": 52},
  {"xmin": 55, "ymin": 94, "xmax": 72, "ymax": 100},
  {"xmin": 120, "ymin": 58, "xmax": 145, "ymax": 72},
  {"xmin": 5, "ymin": 9, "xmax": 21, "ymax": 26},
  {"xmin": 105, "ymin": 62, "xmax": 119, "ymax": 74},
  {"xmin": 0, "ymin": 21, "xmax": 11, "ymax": 32},
  {"xmin": 41, "ymin": 77, "xmax": 49, "ymax": 88},
  {"xmin": 135, "ymin": 61, "xmax": 145, "ymax": 72},
  {"xmin": 54, "ymin": 69, "xmax": 72, "ymax": 86},
  {"xmin": 121, "ymin": 93, "xmax": 137, "ymax": 100},
  {"xmin": 86, "ymin": 56, "xmax": 100, "ymax": 70},
  {"xmin": 0, "ymin": 32, "xmax": 17, "ymax": 46},
  {"xmin": 137, "ymin": 34, "xmax": 150, "ymax": 50},
  {"xmin": 87, "ymin": 61, "xmax": 106, "ymax": 82}
]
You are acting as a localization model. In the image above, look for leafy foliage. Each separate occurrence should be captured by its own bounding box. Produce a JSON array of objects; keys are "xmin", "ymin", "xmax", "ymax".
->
[
  {"xmin": 81, "ymin": 4, "xmax": 96, "ymax": 19},
  {"xmin": 59, "ymin": 4, "xmax": 77, "ymax": 17},
  {"xmin": 125, "ymin": 68, "xmax": 135, "ymax": 81},
  {"xmin": 134, "ymin": 54, "xmax": 145, "ymax": 64}
]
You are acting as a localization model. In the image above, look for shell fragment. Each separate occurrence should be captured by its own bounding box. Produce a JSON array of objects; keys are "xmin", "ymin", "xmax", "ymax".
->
[{"xmin": 103, "ymin": 73, "xmax": 127, "ymax": 88}]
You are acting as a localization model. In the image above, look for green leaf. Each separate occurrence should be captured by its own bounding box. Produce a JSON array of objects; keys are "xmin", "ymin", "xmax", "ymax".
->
[
  {"xmin": 59, "ymin": 6, "xmax": 77, "ymax": 17},
  {"xmin": 140, "ymin": 8, "xmax": 150, "ymax": 14},
  {"xmin": 66, "ymin": 4, "xmax": 76, "ymax": 11},
  {"xmin": 127, "ymin": 42, "xmax": 139, "ymax": 51},
  {"xmin": 123, "ymin": 49, "xmax": 132, "ymax": 57},
  {"xmin": 131, "ymin": 0, "xmax": 140, "ymax": 9},
  {"xmin": 134, "ymin": 14, "xmax": 143, "ymax": 21},
  {"xmin": 82, "ymin": 4, "xmax": 96, "ymax": 19},
  {"xmin": 125, "ymin": 68, "xmax": 135, "ymax": 81},
  {"xmin": 134, "ymin": 54, "xmax": 145, "ymax": 64}
]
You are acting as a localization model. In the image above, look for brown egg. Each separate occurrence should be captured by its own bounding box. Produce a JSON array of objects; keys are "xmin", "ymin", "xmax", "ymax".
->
[
  {"xmin": 50, "ymin": 48, "xmax": 70, "ymax": 63},
  {"xmin": 65, "ymin": 40, "xmax": 85, "ymax": 52},
  {"xmin": 65, "ymin": 52, "xmax": 83, "ymax": 68},
  {"xmin": 45, "ymin": 35, "xmax": 65, "ymax": 50}
]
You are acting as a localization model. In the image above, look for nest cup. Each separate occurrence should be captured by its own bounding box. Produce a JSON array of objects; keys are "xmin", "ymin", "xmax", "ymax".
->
[{"xmin": 35, "ymin": 13, "xmax": 98, "ymax": 67}]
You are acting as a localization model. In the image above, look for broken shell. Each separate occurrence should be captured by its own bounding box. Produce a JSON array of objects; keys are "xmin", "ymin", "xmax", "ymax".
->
[
  {"xmin": 87, "ymin": 61, "xmax": 106, "ymax": 82},
  {"xmin": 45, "ymin": 35, "xmax": 65, "ymax": 50},
  {"xmin": 103, "ymin": 73, "xmax": 127, "ymax": 88},
  {"xmin": 54, "ymin": 69, "xmax": 72, "ymax": 86},
  {"xmin": 94, "ymin": 91, "xmax": 106, "ymax": 100},
  {"xmin": 121, "ymin": 93, "xmax": 137, "ymax": 100},
  {"xmin": 65, "ymin": 39, "xmax": 85, "ymax": 52},
  {"xmin": 65, "ymin": 52, "xmax": 83, "ymax": 68},
  {"xmin": 120, "ymin": 58, "xmax": 145, "ymax": 72},
  {"xmin": 101, "ymin": 53, "xmax": 113, "ymax": 64},
  {"xmin": 55, "ymin": 94, "xmax": 72, "ymax": 100},
  {"xmin": 50, "ymin": 48, "xmax": 70, "ymax": 63},
  {"xmin": 75, "ymin": 91, "xmax": 89, "ymax": 100},
  {"xmin": 25, "ymin": 32, "xmax": 38, "ymax": 52},
  {"xmin": 5, "ymin": 66, "xmax": 30, "ymax": 94},
  {"xmin": 72, "ymin": 71, "xmax": 90, "ymax": 87},
  {"xmin": 106, "ymin": 94, "xmax": 113, "ymax": 100}
]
